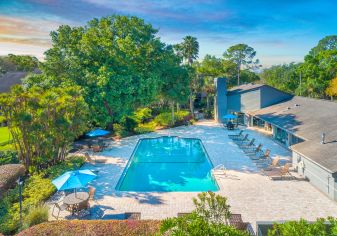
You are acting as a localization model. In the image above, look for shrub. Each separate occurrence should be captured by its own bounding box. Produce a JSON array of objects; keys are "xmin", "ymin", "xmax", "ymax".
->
[
  {"xmin": 17, "ymin": 220, "xmax": 162, "ymax": 236},
  {"xmin": 0, "ymin": 151, "xmax": 19, "ymax": 165},
  {"xmin": 134, "ymin": 121, "xmax": 157, "ymax": 134},
  {"xmin": 0, "ymin": 164, "xmax": 25, "ymax": 199},
  {"xmin": 113, "ymin": 123, "xmax": 128, "ymax": 138},
  {"xmin": 154, "ymin": 111, "xmax": 191, "ymax": 127},
  {"xmin": 42, "ymin": 156, "xmax": 85, "ymax": 179},
  {"xmin": 268, "ymin": 217, "xmax": 337, "ymax": 236},
  {"xmin": 160, "ymin": 212, "xmax": 248, "ymax": 236},
  {"xmin": 193, "ymin": 191, "xmax": 231, "ymax": 224},
  {"xmin": 0, "ymin": 156, "xmax": 84, "ymax": 235},
  {"xmin": 23, "ymin": 205, "xmax": 48, "ymax": 229},
  {"xmin": 132, "ymin": 108, "xmax": 152, "ymax": 123},
  {"xmin": 121, "ymin": 116, "xmax": 138, "ymax": 132}
]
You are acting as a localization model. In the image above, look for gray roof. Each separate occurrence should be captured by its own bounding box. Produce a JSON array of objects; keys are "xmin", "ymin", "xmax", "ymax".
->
[
  {"xmin": 248, "ymin": 96, "xmax": 337, "ymax": 173},
  {"xmin": 0, "ymin": 72, "xmax": 27, "ymax": 93},
  {"xmin": 228, "ymin": 83, "xmax": 265, "ymax": 94}
]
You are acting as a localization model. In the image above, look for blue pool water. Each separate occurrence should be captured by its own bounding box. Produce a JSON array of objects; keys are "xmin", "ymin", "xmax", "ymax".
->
[{"xmin": 116, "ymin": 136, "xmax": 219, "ymax": 192}]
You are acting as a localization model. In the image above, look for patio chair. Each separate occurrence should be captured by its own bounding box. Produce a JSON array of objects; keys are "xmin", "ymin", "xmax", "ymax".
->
[
  {"xmin": 228, "ymin": 130, "xmax": 243, "ymax": 139},
  {"xmin": 124, "ymin": 212, "xmax": 141, "ymax": 220},
  {"xmin": 88, "ymin": 186, "xmax": 96, "ymax": 201},
  {"xmin": 92, "ymin": 145, "xmax": 103, "ymax": 153},
  {"xmin": 84, "ymin": 152, "xmax": 107, "ymax": 164},
  {"xmin": 73, "ymin": 199, "xmax": 91, "ymax": 218},
  {"xmin": 52, "ymin": 202, "xmax": 69, "ymax": 220}
]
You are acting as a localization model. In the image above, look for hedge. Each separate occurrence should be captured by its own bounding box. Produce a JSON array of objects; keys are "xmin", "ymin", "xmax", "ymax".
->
[
  {"xmin": 0, "ymin": 164, "xmax": 25, "ymax": 199},
  {"xmin": 17, "ymin": 220, "xmax": 162, "ymax": 236}
]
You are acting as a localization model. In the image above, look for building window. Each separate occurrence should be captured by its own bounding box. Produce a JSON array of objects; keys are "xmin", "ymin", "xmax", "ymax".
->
[{"xmin": 275, "ymin": 127, "xmax": 288, "ymax": 145}]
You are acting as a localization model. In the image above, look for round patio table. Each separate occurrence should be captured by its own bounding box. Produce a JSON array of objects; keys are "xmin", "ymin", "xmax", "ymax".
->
[{"xmin": 63, "ymin": 192, "xmax": 89, "ymax": 206}]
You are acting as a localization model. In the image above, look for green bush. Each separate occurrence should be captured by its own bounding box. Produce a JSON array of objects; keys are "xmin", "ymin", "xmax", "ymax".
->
[
  {"xmin": 193, "ymin": 191, "xmax": 231, "ymax": 224},
  {"xmin": 132, "ymin": 108, "xmax": 152, "ymax": 123},
  {"xmin": 134, "ymin": 121, "xmax": 157, "ymax": 134},
  {"xmin": 121, "ymin": 116, "xmax": 138, "ymax": 132},
  {"xmin": 0, "ymin": 151, "xmax": 19, "ymax": 165},
  {"xmin": 160, "ymin": 212, "xmax": 248, "ymax": 236},
  {"xmin": 154, "ymin": 111, "xmax": 191, "ymax": 127},
  {"xmin": 160, "ymin": 192, "xmax": 247, "ymax": 236},
  {"xmin": 113, "ymin": 123, "xmax": 128, "ymax": 137},
  {"xmin": 0, "ymin": 156, "xmax": 85, "ymax": 235},
  {"xmin": 0, "ymin": 116, "xmax": 6, "ymax": 124},
  {"xmin": 268, "ymin": 217, "xmax": 337, "ymax": 236},
  {"xmin": 42, "ymin": 156, "xmax": 85, "ymax": 179},
  {"xmin": 23, "ymin": 205, "xmax": 49, "ymax": 229}
]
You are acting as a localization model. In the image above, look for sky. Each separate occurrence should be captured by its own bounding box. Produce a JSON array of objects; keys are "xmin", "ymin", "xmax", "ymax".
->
[{"xmin": 0, "ymin": 0, "xmax": 337, "ymax": 67}]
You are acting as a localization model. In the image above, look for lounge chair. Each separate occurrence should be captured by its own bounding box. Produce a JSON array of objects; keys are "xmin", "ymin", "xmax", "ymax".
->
[
  {"xmin": 250, "ymin": 149, "xmax": 270, "ymax": 161},
  {"xmin": 229, "ymin": 214, "xmax": 248, "ymax": 230},
  {"xmin": 228, "ymin": 130, "xmax": 243, "ymax": 139},
  {"xmin": 265, "ymin": 163, "xmax": 291, "ymax": 180},
  {"xmin": 233, "ymin": 134, "xmax": 249, "ymax": 142},
  {"xmin": 177, "ymin": 212, "xmax": 191, "ymax": 217},
  {"xmin": 84, "ymin": 152, "xmax": 107, "ymax": 164},
  {"xmin": 124, "ymin": 212, "xmax": 141, "ymax": 220},
  {"xmin": 257, "ymin": 156, "xmax": 280, "ymax": 170},
  {"xmin": 238, "ymin": 138, "xmax": 255, "ymax": 148}
]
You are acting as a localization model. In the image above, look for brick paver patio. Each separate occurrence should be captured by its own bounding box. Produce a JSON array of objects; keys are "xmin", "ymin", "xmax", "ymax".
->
[{"xmin": 48, "ymin": 120, "xmax": 337, "ymax": 230}]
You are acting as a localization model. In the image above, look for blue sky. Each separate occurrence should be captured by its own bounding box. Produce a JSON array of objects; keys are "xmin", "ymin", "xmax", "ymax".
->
[{"xmin": 0, "ymin": 0, "xmax": 337, "ymax": 67}]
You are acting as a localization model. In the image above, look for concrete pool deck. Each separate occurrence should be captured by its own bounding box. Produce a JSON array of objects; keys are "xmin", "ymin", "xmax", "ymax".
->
[{"xmin": 48, "ymin": 120, "xmax": 337, "ymax": 229}]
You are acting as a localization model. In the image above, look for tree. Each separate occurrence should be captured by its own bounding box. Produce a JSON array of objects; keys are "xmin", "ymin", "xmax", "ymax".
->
[
  {"xmin": 260, "ymin": 63, "xmax": 301, "ymax": 94},
  {"xmin": 326, "ymin": 77, "xmax": 337, "ymax": 100},
  {"xmin": 0, "ymin": 85, "xmax": 88, "ymax": 171},
  {"xmin": 159, "ymin": 47, "xmax": 190, "ymax": 125},
  {"xmin": 174, "ymin": 36, "xmax": 199, "ymax": 66},
  {"xmin": 223, "ymin": 44, "xmax": 260, "ymax": 86},
  {"xmin": 174, "ymin": 36, "xmax": 199, "ymax": 117},
  {"xmin": 40, "ymin": 15, "xmax": 174, "ymax": 127},
  {"xmin": 309, "ymin": 35, "xmax": 337, "ymax": 57}
]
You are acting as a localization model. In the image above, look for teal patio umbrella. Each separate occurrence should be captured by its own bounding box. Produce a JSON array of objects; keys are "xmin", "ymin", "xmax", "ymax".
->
[
  {"xmin": 223, "ymin": 114, "xmax": 237, "ymax": 120},
  {"xmin": 86, "ymin": 129, "xmax": 110, "ymax": 137},
  {"xmin": 52, "ymin": 169, "xmax": 97, "ymax": 192}
]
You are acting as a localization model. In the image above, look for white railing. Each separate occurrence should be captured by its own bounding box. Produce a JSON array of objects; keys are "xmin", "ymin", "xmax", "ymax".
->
[{"xmin": 211, "ymin": 164, "xmax": 226, "ymax": 175}]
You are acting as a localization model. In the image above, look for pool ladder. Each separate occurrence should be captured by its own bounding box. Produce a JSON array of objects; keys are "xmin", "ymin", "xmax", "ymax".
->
[{"xmin": 211, "ymin": 164, "xmax": 227, "ymax": 176}]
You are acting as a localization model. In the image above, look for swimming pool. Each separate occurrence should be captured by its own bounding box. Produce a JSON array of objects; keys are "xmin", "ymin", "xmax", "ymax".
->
[{"xmin": 116, "ymin": 136, "xmax": 219, "ymax": 192}]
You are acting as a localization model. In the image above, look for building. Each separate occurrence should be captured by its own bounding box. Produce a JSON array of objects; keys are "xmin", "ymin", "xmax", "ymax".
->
[
  {"xmin": 0, "ymin": 71, "xmax": 28, "ymax": 93},
  {"xmin": 214, "ymin": 77, "xmax": 337, "ymax": 201}
]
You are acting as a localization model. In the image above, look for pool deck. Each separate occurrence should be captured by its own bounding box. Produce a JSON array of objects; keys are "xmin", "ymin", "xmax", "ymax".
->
[{"xmin": 48, "ymin": 120, "xmax": 337, "ymax": 230}]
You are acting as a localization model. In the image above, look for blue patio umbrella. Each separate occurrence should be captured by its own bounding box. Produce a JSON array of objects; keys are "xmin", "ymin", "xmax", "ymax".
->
[
  {"xmin": 223, "ymin": 114, "xmax": 237, "ymax": 120},
  {"xmin": 52, "ymin": 169, "xmax": 97, "ymax": 191},
  {"xmin": 86, "ymin": 128, "xmax": 110, "ymax": 137}
]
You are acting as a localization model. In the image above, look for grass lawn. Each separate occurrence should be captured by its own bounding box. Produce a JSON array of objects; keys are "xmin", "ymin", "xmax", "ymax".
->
[{"xmin": 0, "ymin": 127, "xmax": 12, "ymax": 150}]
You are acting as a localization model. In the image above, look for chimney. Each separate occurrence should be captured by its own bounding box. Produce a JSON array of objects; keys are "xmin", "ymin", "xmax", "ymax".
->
[{"xmin": 214, "ymin": 78, "xmax": 228, "ymax": 123}]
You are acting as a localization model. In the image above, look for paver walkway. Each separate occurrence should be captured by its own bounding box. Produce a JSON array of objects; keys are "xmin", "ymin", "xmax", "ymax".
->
[{"xmin": 48, "ymin": 120, "xmax": 337, "ymax": 230}]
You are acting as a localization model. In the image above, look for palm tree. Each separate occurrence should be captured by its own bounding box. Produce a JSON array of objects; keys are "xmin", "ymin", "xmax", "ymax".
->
[
  {"xmin": 176, "ymin": 36, "xmax": 199, "ymax": 66},
  {"xmin": 175, "ymin": 36, "xmax": 199, "ymax": 116}
]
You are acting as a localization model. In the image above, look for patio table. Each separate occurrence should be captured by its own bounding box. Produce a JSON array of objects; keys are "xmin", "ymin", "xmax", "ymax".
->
[{"xmin": 63, "ymin": 192, "xmax": 89, "ymax": 214}]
